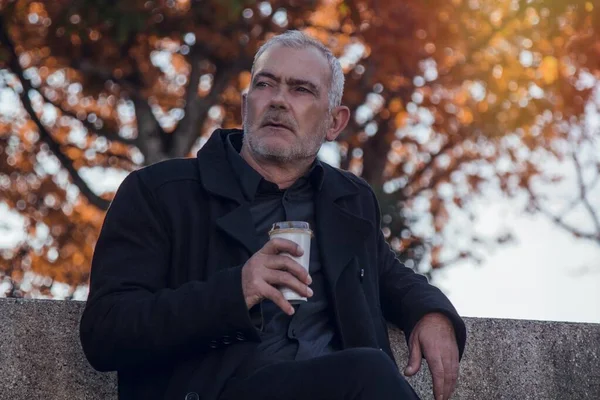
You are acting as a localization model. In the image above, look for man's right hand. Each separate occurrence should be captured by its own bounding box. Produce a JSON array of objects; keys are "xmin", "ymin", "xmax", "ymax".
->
[{"xmin": 241, "ymin": 238, "xmax": 313, "ymax": 315}]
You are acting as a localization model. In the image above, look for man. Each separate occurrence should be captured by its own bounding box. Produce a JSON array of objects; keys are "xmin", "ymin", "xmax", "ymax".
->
[{"xmin": 80, "ymin": 30, "xmax": 466, "ymax": 400}]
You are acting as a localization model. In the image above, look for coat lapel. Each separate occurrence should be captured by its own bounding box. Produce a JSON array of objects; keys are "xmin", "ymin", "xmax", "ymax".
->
[
  {"xmin": 215, "ymin": 204, "xmax": 260, "ymax": 255},
  {"xmin": 315, "ymin": 167, "xmax": 372, "ymax": 291},
  {"xmin": 197, "ymin": 129, "xmax": 260, "ymax": 256},
  {"xmin": 316, "ymin": 167, "xmax": 378, "ymax": 349}
]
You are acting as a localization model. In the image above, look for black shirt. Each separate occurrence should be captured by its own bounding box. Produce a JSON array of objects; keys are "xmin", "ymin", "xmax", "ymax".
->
[{"xmin": 226, "ymin": 132, "xmax": 340, "ymax": 370}]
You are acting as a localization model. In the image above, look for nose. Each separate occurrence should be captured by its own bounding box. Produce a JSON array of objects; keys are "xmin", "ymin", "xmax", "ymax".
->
[{"xmin": 269, "ymin": 87, "xmax": 288, "ymax": 110}]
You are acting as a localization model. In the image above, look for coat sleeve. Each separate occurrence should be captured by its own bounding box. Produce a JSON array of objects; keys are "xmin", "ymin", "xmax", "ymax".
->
[
  {"xmin": 79, "ymin": 171, "xmax": 259, "ymax": 372},
  {"xmin": 371, "ymin": 190, "xmax": 467, "ymax": 359}
]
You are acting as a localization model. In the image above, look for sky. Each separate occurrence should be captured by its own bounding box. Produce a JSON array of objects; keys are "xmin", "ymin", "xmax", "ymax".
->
[{"xmin": 433, "ymin": 194, "xmax": 600, "ymax": 323}]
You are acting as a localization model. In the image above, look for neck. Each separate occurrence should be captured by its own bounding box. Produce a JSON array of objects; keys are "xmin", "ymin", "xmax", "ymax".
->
[{"xmin": 240, "ymin": 145, "xmax": 314, "ymax": 189}]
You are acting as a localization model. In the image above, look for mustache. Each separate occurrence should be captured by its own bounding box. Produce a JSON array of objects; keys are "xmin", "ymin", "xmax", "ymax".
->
[{"xmin": 260, "ymin": 112, "xmax": 296, "ymax": 131}]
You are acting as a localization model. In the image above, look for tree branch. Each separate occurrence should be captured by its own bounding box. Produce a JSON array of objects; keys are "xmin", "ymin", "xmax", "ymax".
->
[
  {"xmin": 534, "ymin": 201, "xmax": 600, "ymax": 244},
  {"xmin": 572, "ymin": 151, "xmax": 600, "ymax": 234},
  {"xmin": 122, "ymin": 49, "xmax": 172, "ymax": 166},
  {"xmin": 402, "ymin": 137, "xmax": 457, "ymax": 194},
  {"xmin": 60, "ymin": 143, "xmax": 135, "ymax": 168},
  {"xmin": 131, "ymin": 93, "xmax": 169, "ymax": 165},
  {"xmin": 431, "ymin": 250, "xmax": 473, "ymax": 270},
  {"xmin": 169, "ymin": 54, "xmax": 248, "ymax": 158},
  {"xmin": 337, "ymin": 60, "xmax": 378, "ymax": 142},
  {"xmin": 166, "ymin": 46, "xmax": 207, "ymax": 158},
  {"xmin": 0, "ymin": 16, "xmax": 110, "ymax": 210},
  {"xmin": 433, "ymin": 3, "xmax": 529, "ymax": 84},
  {"xmin": 361, "ymin": 114, "xmax": 392, "ymax": 186},
  {"xmin": 70, "ymin": 59, "xmax": 137, "ymax": 89},
  {"xmin": 38, "ymin": 89, "xmax": 137, "ymax": 146},
  {"xmin": 339, "ymin": 142, "xmax": 355, "ymax": 171}
]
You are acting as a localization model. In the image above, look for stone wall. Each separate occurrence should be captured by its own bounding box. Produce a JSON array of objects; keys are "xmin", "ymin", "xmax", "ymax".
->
[{"xmin": 0, "ymin": 298, "xmax": 598, "ymax": 399}]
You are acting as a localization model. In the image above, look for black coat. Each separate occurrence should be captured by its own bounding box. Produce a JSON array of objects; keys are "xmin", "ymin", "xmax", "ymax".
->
[{"xmin": 80, "ymin": 129, "xmax": 466, "ymax": 400}]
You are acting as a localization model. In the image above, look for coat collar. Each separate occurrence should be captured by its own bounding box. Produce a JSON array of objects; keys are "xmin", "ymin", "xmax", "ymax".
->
[
  {"xmin": 225, "ymin": 130, "xmax": 325, "ymax": 201},
  {"xmin": 197, "ymin": 129, "xmax": 259, "ymax": 254},
  {"xmin": 196, "ymin": 128, "xmax": 354, "ymax": 203},
  {"xmin": 196, "ymin": 128, "xmax": 247, "ymax": 204}
]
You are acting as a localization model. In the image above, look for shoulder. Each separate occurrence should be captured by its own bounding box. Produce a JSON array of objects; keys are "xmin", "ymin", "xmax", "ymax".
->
[
  {"xmin": 132, "ymin": 157, "xmax": 200, "ymax": 192},
  {"xmin": 111, "ymin": 158, "xmax": 203, "ymax": 216},
  {"xmin": 338, "ymin": 168, "xmax": 372, "ymax": 192},
  {"xmin": 320, "ymin": 163, "xmax": 381, "ymax": 218},
  {"xmin": 322, "ymin": 162, "xmax": 375, "ymax": 195}
]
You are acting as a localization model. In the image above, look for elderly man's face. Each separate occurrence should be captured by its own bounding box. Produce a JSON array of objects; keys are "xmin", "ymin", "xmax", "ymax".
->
[{"xmin": 242, "ymin": 44, "xmax": 333, "ymax": 163}]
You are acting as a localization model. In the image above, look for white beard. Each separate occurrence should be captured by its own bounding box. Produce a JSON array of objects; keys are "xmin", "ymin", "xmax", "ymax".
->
[{"xmin": 243, "ymin": 112, "xmax": 329, "ymax": 163}]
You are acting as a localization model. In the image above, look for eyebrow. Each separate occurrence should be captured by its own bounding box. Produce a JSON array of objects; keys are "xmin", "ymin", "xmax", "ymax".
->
[{"xmin": 253, "ymin": 71, "xmax": 321, "ymax": 96}]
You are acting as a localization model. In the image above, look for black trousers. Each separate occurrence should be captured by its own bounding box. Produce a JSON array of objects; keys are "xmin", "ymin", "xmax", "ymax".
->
[{"xmin": 218, "ymin": 347, "xmax": 421, "ymax": 400}]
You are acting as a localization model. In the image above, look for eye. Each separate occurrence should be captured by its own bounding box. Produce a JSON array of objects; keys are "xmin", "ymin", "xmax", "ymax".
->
[
  {"xmin": 255, "ymin": 81, "xmax": 269, "ymax": 88},
  {"xmin": 296, "ymin": 87, "xmax": 311, "ymax": 93}
]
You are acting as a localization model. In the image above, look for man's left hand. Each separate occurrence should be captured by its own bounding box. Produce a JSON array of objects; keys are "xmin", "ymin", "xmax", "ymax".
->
[{"xmin": 403, "ymin": 312, "xmax": 459, "ymax": 400}]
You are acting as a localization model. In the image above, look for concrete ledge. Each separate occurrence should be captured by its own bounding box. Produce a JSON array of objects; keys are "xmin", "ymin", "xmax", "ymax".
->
[{"xmin": 0, "ymin": 298, "xmax": 598, "ymax": 399}]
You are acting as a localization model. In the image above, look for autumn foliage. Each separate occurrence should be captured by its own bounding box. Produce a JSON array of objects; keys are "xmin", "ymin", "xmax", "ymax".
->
[{"xmin": 0, "ymin": 0, "xmax": 598, "ymax": 298}]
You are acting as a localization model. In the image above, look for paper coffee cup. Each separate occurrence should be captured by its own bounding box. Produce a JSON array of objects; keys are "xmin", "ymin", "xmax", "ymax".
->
[{"xmin": 268, "ymin": 221, "xmax": 312, "ymax": 303}]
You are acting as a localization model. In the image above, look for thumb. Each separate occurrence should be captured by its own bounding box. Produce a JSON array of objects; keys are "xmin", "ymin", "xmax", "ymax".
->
[{"xmin": 404, "ymin": 337, "xmax": 422, "ymax": 377}]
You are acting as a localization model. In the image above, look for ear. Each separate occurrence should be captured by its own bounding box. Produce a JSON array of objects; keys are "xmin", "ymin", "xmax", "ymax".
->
[
  {"xmin": 325, "ymin": 105, "xmax": 351, "ymax": 142},
  {"xmin": 241, "ymin": 93, "xmax": 248, "ymax": 123}
]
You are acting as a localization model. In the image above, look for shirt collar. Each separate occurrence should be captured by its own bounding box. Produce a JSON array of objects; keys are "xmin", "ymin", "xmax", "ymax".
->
[{"xmin": 225, "ymin": 131, "xmax": 325, "ymax": 200}]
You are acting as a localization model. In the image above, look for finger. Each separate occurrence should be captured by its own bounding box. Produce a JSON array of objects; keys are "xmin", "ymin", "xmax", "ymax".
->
[
  {"xmin": 428, "ymin": 357, "xmax": 445, "ymax": 400},
  {"xmin": 442, "ymin": 354, "xmax": 455, "ymax": 400},
  {"xmin": 262, "ymin": 238, "xmax": 304, "ymax": 257},
  {"xmin": 447, "ymin": 348, "xmax": 460, "ymax": 398},
  {"xmin": 261, "ymin": 282, "xmax": 295, "ymax": 315},
  {"xmin": 265, "ymin": 269, "xmax": 313, "ymax": 298},
  {"xmin": 404, "ymin": 335, "xmax": 422, "ymax": 376},
  {"xmin": 265, "ymin": 255, "xmax": 311, "ymax": 284}
]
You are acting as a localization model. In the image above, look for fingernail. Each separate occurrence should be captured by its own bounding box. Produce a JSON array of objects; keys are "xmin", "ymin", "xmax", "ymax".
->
[
  {"xmin": 307, "ymin": 287, "xmax": 314, "ymax": 296},
  {"xmin": 297, "ymin": 245, "xmax": 304, "ymax": 255},
  {"xmin": 307, "ymin": 275, "xmax": 312, "ymax": 284},
  {"xmin": 289, "ymin": 307, "xmax": 295, "ymax": 315}
]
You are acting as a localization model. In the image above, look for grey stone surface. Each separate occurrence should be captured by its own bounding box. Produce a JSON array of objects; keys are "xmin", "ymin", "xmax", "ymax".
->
[
  {"xmin": 0, "ymin": 298, "xmax": 599, "ymax": 399},
  {"xmin": 391, "ymin": 318, "xmax": 600, "ymax": 399},
  {"xmin": 0, "ymin": 298, "xmax": 116, "ymax": 400}
]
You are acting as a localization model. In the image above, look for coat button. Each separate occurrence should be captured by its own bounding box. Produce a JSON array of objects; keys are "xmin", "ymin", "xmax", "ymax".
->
[
  {"xmin": 222, "ymin": 335, "xmax": 232, "ymax": 345},
  {"xmin": 359, "ymin": 268, "xmax": 365, "ymax": 281},
  {"xmin": 185, "ymin": 392, "xmax": 199, "ymax": 400},
  {"xmin": 235, "ymin": 332, "xmax": 246, "ymax": 341},
  {"xmin": 209, "ymin": 340, "xmax": 218, "ymax": 349}
]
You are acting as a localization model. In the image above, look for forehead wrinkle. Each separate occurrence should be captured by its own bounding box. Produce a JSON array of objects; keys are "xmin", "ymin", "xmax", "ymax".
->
[{"xmin": 253, "ymin": 70, "xmax": 322, "ymax": 96}]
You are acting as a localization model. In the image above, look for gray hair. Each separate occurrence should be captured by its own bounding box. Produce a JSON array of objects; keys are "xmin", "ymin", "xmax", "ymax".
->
[{"xmin": 251, "ymin": 30, "xmax": 345, "ymax": 111}]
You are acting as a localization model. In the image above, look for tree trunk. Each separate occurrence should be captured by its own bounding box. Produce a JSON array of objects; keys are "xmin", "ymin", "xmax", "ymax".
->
[
  {"xmin": 132, "ymin": 95, "xmax": 168, "ymax": 166},
  {"xmin": 361, "ymin": 118, "xmax": 391, "ymax": 187}
]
